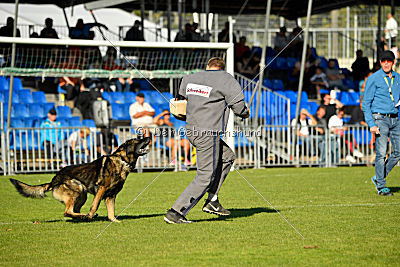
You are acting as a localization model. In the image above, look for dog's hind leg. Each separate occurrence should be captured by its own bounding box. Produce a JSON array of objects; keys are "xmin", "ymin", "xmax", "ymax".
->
[
  {"xmin": 86, "ymin": 186, "xmax": 106, "ymax": 220},
  {"xmin": 64, "ymin": 197, "xmax": 88, "ymax": 220},
  {"xmin": 73, "ymin": 192, "xmax": 87, "ymax": 213},
  {"xmin": 105, "ymin": 197, "xmax": 120, "ymax": 222},
  {"xmin": 53, "ymin": 186, "xmax": 87, "ymax": 220}
]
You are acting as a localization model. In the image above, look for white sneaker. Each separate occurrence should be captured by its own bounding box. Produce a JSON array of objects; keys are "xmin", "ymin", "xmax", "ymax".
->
[
  {"xmin": 353, "ymin": 149, "xmax": 364, "ymax": 158},
  {"xmin": 345, "ymin": 155, "xmax": 356, "ymax": 163}
]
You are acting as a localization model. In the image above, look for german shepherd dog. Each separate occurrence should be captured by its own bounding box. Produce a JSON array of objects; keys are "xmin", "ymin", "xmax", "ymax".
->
[{"xmin": 10, "ymin": 137, "xmax": 150, "ymax": 222}]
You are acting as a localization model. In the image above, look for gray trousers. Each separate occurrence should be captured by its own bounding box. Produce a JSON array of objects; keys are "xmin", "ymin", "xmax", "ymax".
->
[{"xmin": 172, "ymin": 133, "xmax": 235, "ymax": 216}]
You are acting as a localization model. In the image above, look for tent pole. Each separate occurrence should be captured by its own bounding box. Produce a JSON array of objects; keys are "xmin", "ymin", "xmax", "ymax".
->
[
  {"xmin": 253, "ymin": 0, "xmax": 272, "ymax": 126},
  {"xmin": 167, "ymin": 0, "xmax": 171, "ymax": 41},
  {"xmin": 6, "ymin": 0, "xmax": 19, "ymax": 133},
  {"xmin": 62, "ymin": 8, "xmax": 70, "ymax": 30},
  {"xmin": 140, "ymin": 0, "xmax": 145, "ymax": 33},
  {"xmin": 294, "ymin": 0, "xmax": 313, "ymax": 125},
  {"xmin": 377, "ymin": 0, "xmax": 381, "ymax": 62}
]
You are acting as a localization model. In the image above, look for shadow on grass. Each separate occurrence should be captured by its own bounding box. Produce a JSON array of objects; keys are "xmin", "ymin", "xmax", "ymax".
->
[
  {"xmin": 39, "ymin": 213, "xmax": 164, "ymax": 223},
  {"xmin": 192, "ymin": 207, "xmax": 277, "ymax": 222},
  {"xmin": 388, "ymin": 186, "xmax": 400, "ymax": 193}
]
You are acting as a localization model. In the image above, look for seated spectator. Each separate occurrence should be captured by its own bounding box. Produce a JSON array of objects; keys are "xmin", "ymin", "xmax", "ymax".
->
[
  {"xmin": 218, "ymin": 21, "xmax": 236, "ymax": 43},
  {"xmin": 69, "ymin": 18, "xmax": 108, "ymax": 40},
  {"xmin": 153, "ymin": 110, "xmax": 191, "ymax": 165},
  {"xmin": 310, "ymin": 66, "xmax": 329, "ymax": 100},
  {"xmin": 320, "ymin": 93, "xmax": 344, "ymax": 124},
  {"xmin": 351, "ymin": 50, "xmax": 370, "ymax": 82},
  {"xmin": 326, "ymin": 59, "xmax": 348, "ymax": 90},
  {"xmin": 328, "ymin": 108, "xmax": 364, "ymax": 163},
  {"xmin": 124, "ymin": 20, "xmax": 145, "ymax": 41},
  {"xmin": 191, "ymin": 23, "xmax": 202, "ymax": 41},
  {"xmin": 349, "ymin": 97, "xmax": 367, "ymax": 126},
  {"xmin": 291, "ymin": 108, "xmax": 317, "ymax": 155},
  {"xmin": 40, "ymin": 108, "xmax": 62, "ymax": 159},
  {"xmin": 274, "ymin": 26, "xmax": 288, "ymax": 55},
  {"xmin": 0, "ymin": 17, "xmax": 21, "ymax": 37},
  {"xmin": 129, "ymin": 93, "xmax": 156, "ymax": 137},
  {"xmin": 236, "ymin": 50, "xmax": 259, "ymax": 79},
  {"xmin": 313, "ymin": 106, "xmax": 327, "ymax": 160},
  {"xmin": 235, "ymin": 36, "xmax": 250, "ymax": 60},
  {"xmin": 40, "ymin": 18, "xmax": 59, "ymax": 39},
  {"xmin": 96, "ymin": 128, "xmax": 119, "ymax": 157},
  {"xmin": 67, "ymin": 128, "xmax": 90, "ymax": 164}
]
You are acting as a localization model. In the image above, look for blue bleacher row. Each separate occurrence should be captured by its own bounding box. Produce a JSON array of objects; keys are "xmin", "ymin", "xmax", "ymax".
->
[
  {"xmin": 243, "ymin": 88, "xmax": 361, "ymax": 125},
  {"xmin": 248, "ymin": 46, "xmax": 358, "ymax": 93}
]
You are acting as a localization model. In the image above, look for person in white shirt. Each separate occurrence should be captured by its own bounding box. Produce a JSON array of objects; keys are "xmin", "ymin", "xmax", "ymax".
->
[
  {"xmin": 67, "ymin": 127, "xmax": 90, "ymax": 164},
  {"xmin": 328, "ymin": 108, "xmax": 363, "ymax": 163},
  {"xmin": 385, "ymin": 13, "xmax": 398, "ymax": 48},
  {"xmin": 129, "ymin": 92, "xmax": 156, "ymax": 137},
  {"xmin": 291, "ymin": 108, "xmax": 317, "ymax": 155}
]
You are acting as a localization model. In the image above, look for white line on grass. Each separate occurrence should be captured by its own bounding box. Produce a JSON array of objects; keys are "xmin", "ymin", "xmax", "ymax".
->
[{"xmin": 234, "ymin": 168, "xmax": 306, "ymax": 240}]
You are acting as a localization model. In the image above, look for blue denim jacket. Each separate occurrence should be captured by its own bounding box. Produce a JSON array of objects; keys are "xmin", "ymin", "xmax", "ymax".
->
[{"xmin": 363, "ymin": 68, "xmax": 400, "ymax": 128}]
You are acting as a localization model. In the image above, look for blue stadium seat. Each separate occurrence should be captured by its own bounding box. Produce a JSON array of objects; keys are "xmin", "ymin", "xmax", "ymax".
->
[
  {"xmin": 320, "ymin": 89, "xmax": 330, "ymax": 95},
  {"xmin": 58, "ymin": 118, "xmax": 69, "ymax": 127},
  {"xmin": 275, "ymin": 57, "xmax": 288, "ymax": 70},
  {"xmin": 250, "ymin": 46, "xmax": 262, "ymax": 56},
  {"xmin": 0, "ymin": 76, "xmax": 8, "ymax": 90},
  {"xmin": 307, "ymin": 101, "xmax": 319, "ymax": 115},
  {"xmin": 0, "ymin": 92, "xmax": 4, "ymax": 102},
  {"xmin": 271, "ymin": 79, "xmax": 285, "ymax": 91},
  {"xmin": 41, "ymin": 103, "xmax": 55, "ymax": 115},
  {"xmin": 266, "ymin": 46, "xmax": 275, "ymax": 57},
  {"xmin": 162, "ymin": 92, "xmax": 173, "ymax": 100},
  {"xmin": 2, "ymin": 90, "xmax": 19, "ymax": 103},
  {"xmin": 13, "ymin": 103, "xmax": 29, "ymax": 118},
  {"xmin": 338, "ymin": 91, "xmax": 352, "ymax": 105},
  {"xmin": 318, "ymin": 57, "xmax": 328, "ymax": 69},
  {"xmin": 2, "ymin": 102, "xmax": 13, "ymax": 118},
  {"xmin": 56, "ymin": 106, "xmax": 72, "ymax": 118},
  {"xmin": 23, "ymin": 117, "xmax": 35, "ymax": 128},
  {"xmin": 110, "ymin": 92, "xmax": 124, "ymax": 103},
  {"xmin": 286, "ymin": 57, "xmax": 297, "ymax": 69},
  {"xmin": 102, "ymin": 91, "xmax": 111, "ymax": 103},
  {"xmin": 123, "ymin": 92, "xmax": 136, "ymax": 104},
  {"xmin": 266, "ymin": 57, "xmax": 277, "ymax": 69},
  {"xmin": 69, "ymin": 116, "xmax": 82, "ymax": 127},
  {"xmin": 17, "ymin": 89, "xmax": 33, "ymax": 103},
  {"xmin": 82, "ymin": 119, "xmax": 96, "ymax": 128},
  {"xmin": 310, "ymin": 47, "xmax": 318, "ymax": 58},
  {"xmin": 349, "ymin": 91, "xmax": 361, "ymax": 106},
  {"xmin": 28, "ymin": 103, "xmax": 45, "ymax": 118},
  {"xmin": 32, "ymin": 91, "xmax": 47, "ymax": 103},
  {"xmin": 343, "ymin": 79, "xmax": 356, "ymax": 89},
  {"xmin": 262, "ymin": 79, "xmax": 273, "ymax": 89},
  {"xmin": 137, "ymin": 79, "xmax": 151, "ymax": 90},
  {"xmin": 121, "ymin": 103, "xmax": 131, "ymax": 120},
  {"xmin": 7, "ymin": 77, "xmax": 23, "ymax": 91},
  {"xmin": 111, "ymin": 103, "xmax": 125, "ymax": 120},
  {"xmin": 10, "ymin": 118, "xmax": 24, "ymax": 128}
]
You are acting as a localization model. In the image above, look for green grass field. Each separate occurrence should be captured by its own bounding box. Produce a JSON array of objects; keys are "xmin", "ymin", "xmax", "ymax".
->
[{"xmin": 0, "ymin": 167, "xmax": 399, "ymax": 265}]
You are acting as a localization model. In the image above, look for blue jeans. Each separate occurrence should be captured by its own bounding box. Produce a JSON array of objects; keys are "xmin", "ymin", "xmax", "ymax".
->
[{"xmin": 373, "ymin": 114, "xmax": 400, "ymax": 189}]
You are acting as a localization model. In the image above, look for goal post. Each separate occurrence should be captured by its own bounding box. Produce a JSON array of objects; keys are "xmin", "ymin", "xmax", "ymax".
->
[{"xmin": 0, "ymin": 36, "xmax": 236, "ymax": 151}]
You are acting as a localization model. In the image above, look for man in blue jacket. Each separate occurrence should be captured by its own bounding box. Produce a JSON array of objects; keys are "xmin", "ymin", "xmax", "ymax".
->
[{"xmin": 363, "ymin": 50, "xmax": 400, "ymax": 196}]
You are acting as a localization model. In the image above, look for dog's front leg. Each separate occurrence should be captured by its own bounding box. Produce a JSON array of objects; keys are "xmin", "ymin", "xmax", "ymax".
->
[
  {"xmin": 85, "ymin": 186, "xmax": 106, "ymax": 220},
  {"xmin": 105, "ymin": 197, "xmax": 120, "ymax": 223}
]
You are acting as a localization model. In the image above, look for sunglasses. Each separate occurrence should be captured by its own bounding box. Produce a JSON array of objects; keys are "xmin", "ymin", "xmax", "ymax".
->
[{"xmin": 381, "ymin": 59, "xmax": 393, "ymax": 64}]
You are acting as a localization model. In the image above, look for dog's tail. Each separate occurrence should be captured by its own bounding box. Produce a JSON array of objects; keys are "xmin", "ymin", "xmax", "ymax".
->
[{"xmin": 9, "ymin": 178, "xmax": 52, "ymax": 198}]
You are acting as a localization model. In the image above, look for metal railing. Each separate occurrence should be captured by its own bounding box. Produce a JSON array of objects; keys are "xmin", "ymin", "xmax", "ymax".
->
[
  {"xmin": 257, "ymin": 124, "xmax": 376, "ymax": 167},
  {"xmin": 4, "ymin": 123, "xmax": 389, "ymax": 174}
]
